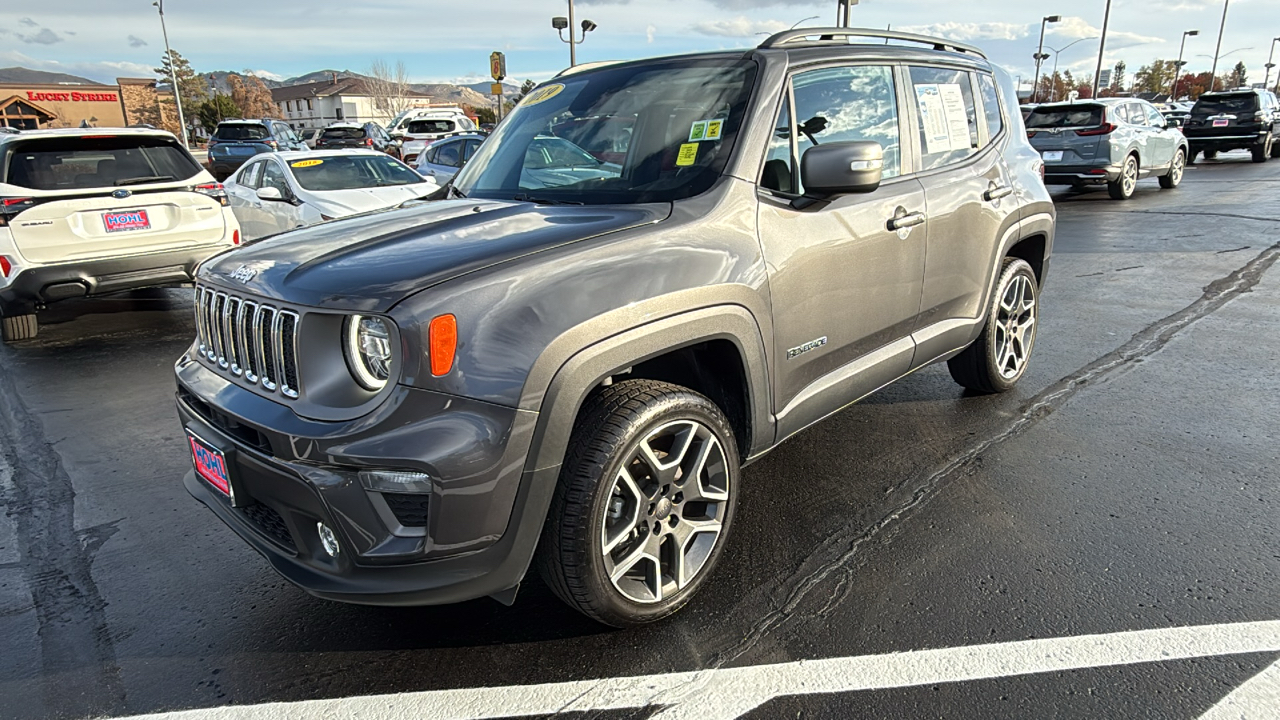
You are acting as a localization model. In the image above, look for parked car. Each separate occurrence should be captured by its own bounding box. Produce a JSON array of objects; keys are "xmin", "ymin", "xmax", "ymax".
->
[
  {"xmin": 175, "ymin": 27, "xmax": 1054, "ymax": 627},
  {"xmin": 314, "ymin": 122, "xmax": 399, "ymax": 158},
  {"xmin": 1160, "ymin": 102, "xmax": 1193, "ymax": 128},
  {"xmin": 1027, "ymin": 98, "xmax": 1188, "ymax": 199},
  {"xmin": 413, "ymin": 133, "xmax": 486, "ymax": 183},
  {"xmin": 299, "ymin": 128, "xmax": 325, "ymax": 149},
  {"xmin": 396, "ymin": 112, "xmax": 482, "ymax": 164},
  {"xmin": 207, "ymin": 119, "xmax": 307, "ymax": 180},
  {"xmin": 224, "ymin": 150, "xmax": 436, "ymax": 241},
  {"xmin": 1181, "ymin": 88, "xmax": 1280, "ymax": 163},
  {"xmin": 0, "ymin": 128, "xmax": 240, "ymax": 341},
  {"xmin": 387, "ymin": 106, "xmax": 477, "ymax": 137}
]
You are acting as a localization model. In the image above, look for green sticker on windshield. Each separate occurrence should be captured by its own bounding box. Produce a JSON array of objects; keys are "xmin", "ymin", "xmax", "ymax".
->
[
  {"xmin": 522, "ymin": 83, "xmax": 565, "ymax": 107},
  {"xmin": 688, "ymin": 121, "xmax": 708, "ymax": 142}
]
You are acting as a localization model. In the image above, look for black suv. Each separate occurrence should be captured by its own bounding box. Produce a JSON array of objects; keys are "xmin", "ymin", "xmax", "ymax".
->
[
  {"xmin": 175, "ymin": 28, "xmax": 1054, "ymax": 627},
  {"xmin": 314, "ymin": 122, "xmax": 398, "ymax": 158},
  {"xmin": 1182, "ymin": 88, "xmax": 1280, "ymax": 163},
  {"xmin": 207, "ymin": 119, "xmax": 306, "ymax": 180}
]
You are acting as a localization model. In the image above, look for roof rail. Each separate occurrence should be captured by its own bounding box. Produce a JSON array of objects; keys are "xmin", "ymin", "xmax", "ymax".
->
[{"xmin": 758, "ymin": 26, "xmax": 987, "ymax": 59}]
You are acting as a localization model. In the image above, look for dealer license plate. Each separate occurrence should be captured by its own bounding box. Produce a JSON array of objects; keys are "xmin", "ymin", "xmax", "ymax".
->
[
  {"xmin": 1041, "ymin": 150, "xmax": 1064, "ymax": 162},
  {"xmin": 1212, "ymin": 118, "xmax": 1230, "ymax": 127},
  {"xmin": 103, "ymin": 209, "xmax": 151, "ymax": 233},
  {"xmin": 188, "ymin": 432, "xmax": 232, "ymax": 497}
]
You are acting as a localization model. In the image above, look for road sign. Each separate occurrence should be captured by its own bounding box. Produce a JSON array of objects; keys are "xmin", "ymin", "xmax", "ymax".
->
[
  {"xmin": 491, "ymin": 82, "xmax": 504, "ymax": 96},
  {"xmin": 1098, "ymin": 69, "xmax": 1112, "ymax": 87},
  {"xmin": 490, "ymin": 52, "xmax": 506, "ymax": 81}
]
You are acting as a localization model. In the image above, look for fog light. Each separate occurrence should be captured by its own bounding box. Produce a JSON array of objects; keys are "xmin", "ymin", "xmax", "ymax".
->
[
  {"xmin": 317, "ymin": 522, "xmax": 340, "ymax": 557},
  {"xmin": 359, "ymin": 470, "xmax": 433, "ymax": 494}
]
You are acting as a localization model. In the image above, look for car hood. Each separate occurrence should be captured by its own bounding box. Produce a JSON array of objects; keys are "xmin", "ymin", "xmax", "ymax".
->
[
  {"xmin": 197, "ymin": 198, "xmax": 670, "ymax": 312},
  {"xmin": 307, "ymin": 185, "xmax": 437, "ymax": 216}
]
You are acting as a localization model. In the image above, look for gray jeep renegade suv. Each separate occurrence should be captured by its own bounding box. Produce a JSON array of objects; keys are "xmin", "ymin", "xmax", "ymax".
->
[{"xmin": 175, "ymin": 28, "xmax": 1054, "ymax": 627}]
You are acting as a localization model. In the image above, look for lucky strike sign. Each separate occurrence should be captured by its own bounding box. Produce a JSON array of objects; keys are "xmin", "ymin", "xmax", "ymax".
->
[{"xmin": 26, "ymin": 90, "xmax": 119, "ymax": 103}]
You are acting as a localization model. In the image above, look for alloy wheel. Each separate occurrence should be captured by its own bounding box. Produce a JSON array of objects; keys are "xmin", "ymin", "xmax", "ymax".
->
[
  {"xmin": 1122, "ymin": 156, "xmax": 1138, "ymax": 197},
  {"xmin": 993, "ymin": 273, "xmax": 1037, "ymax": 380},
  {"xmin": 1170, "ymin": 151, "xmax": 1184, "ymax": 185},
  {"xmin": 600, "ymin": 419, "xmax": 729, "ymax": 604}
]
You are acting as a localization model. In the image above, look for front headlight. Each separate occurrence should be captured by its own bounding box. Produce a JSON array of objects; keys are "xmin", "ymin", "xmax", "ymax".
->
[{"xmin": 344, "ymin": 315, "xmax": 393, "ymax": 390}]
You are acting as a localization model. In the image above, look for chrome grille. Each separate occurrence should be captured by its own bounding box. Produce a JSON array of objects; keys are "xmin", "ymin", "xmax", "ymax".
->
[{"xmin": 194, "ymin": 286, "xmax": 300, "ymax": 399}]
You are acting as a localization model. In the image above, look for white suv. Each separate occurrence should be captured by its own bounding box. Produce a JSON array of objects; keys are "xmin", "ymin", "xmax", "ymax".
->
[
  {"xmin": 0, "ymin": 128, "xmax": 241, "ymax": 341},
  {"xmin": 389, "ymin": 108, "xmax": 478, "ymax": 164}
]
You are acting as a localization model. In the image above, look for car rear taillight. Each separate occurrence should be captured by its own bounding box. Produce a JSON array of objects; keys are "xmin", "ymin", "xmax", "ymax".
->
[
  {"xmin": 266, "ymin": 140, "xmax": 278, "ymax": 149},
  {"xmin": 1027, "ymin": 131, "xmax": 1038, "ymax": 139},
  {"xmin": 1075, "ymin": 123, "xmax": 1117, "ymax": 136},
  {"xmin": 193, "ymin": 182, "xmax": 230, "ymax": 207},
  {"xmin": 365, "ymin": 138, "xmax": 374, "ymax": 146},
  {"xmin": 0, "ymin": 256, "xmax": 12, "ymax": 278},
  {"xmin": 232, "ymin": 229, "xmax": 240, "ymax": 246},
  {"xmin": 0, "ymin": 197, "xmax": 35, "ymax": 227}
]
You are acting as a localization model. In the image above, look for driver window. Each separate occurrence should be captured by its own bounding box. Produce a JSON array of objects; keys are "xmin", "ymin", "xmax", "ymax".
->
[
  {"xmin": 260, "ymin": 162, "xmax": 289, "ymax": 194},
  {"xmin": 790, "ymin": 65, "xmax": 901, "ymax": 193}
]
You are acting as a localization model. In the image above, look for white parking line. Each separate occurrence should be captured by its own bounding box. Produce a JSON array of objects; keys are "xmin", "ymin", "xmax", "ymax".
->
[
  {"xmin": 110, "ymin": 620, "xmax": 1280, "ymax": 720},
  {"xmin": 1199, "ymin": 659, "xmax": 1280, "ymax": 720}
]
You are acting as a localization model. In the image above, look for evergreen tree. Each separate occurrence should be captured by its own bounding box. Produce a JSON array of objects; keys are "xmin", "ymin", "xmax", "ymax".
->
[
  {"xmin": 155, "ymin": 50, "xmax": 208, "ymax": 106},
  {"xmin": 198, "ymin": 94, "xmax": 241, "ymax": 132}
]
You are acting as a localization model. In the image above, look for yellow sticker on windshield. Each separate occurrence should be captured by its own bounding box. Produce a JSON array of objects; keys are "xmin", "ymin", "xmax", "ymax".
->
[
  {"xmin": 705, "ymin": 119, "xmax": 724, "ymax": 140},
  {"xmin": 522, "ymin": 83, "xmax": 565, "ymax": 107},
  {"xmin": 676, "ymin": 143, "xmax": 698, "ymax": 166},
  {"xmin": 290, "ymin": 159, "xmax": 323, "ymax": 168}
]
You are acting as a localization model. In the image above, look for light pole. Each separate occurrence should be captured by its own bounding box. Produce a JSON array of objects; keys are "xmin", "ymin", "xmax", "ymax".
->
[
  {"xmin": 836, "ymin": 0, "xmax": 857, "ymax": 28},
  {"xmin": 1046, "ymin": 37, "xmax": 1097, "ymax": 102},
  {"xmin": 1169, "ymin": 30, "xmax": 1199, "ymax": 102},
  {"xmin": 153, "ymin": 0, "xmax": 188, "ymax": 148},
  {"xmin": 1209, "ymin": 0, "xmax": 1229, "ymax": 91},
  {"xmin": 552, "ymin": 1, "xmax": 596, "ymax": 67},
  {"xmin": 1031, "ymin": 15, "xmax": 1062, "ymax": 103},
  {"xmin": 1196, "ymin": 46, "xmax": 1252, "ymax": 90},
  {"xmin": 1091, "ymin": 0, "xmax": 1113, "ymax": 99},
  {"xmin": 1264, "ymin": 37, "xmax": 1280, "ymax": 93}
]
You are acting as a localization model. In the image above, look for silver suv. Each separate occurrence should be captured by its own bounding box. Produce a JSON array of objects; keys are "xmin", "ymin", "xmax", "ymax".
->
[
  {"xmin": 175, "ymin": 28, "xmax": 1054, "ymax": 627},
  {"xmin": 1028, "ymin": 98, "xmax": 1189, "ymax": 200}
]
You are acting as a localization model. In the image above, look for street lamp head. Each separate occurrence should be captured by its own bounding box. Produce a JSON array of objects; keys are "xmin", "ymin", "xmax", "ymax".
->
[
  {"xmin": 581, "ymin": 19, "xmax": 597, "ymax": 33},
  {"xmin": 1186, "ymin": 30, "xmax": 1199, "ymax": 37},
  {"xmin": 1045, "ymin": 15, "xmax": 1062, "ymax": 23},
  {"xmin": 551, "ymin": 16, "xmax": 568, "ymax": 30}
]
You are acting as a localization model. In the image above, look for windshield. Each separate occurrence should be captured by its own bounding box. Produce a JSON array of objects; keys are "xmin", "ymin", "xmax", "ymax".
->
[
  {"xmin": 1191, "ymin": 93, "xmax": 1257, "ymax": 115},
  {"xmin": 407, "ymin": 120, "xmax": 455, "ymax": 134},
  {"xmin": 214, "ymin": 124, "xmax": 270, "ymax": 141},
  {"xmin": 453, "ymin": 56, "xmax": 757, "ymax": 204},
  {"xmin": 288, "ymin": 155, "xmax": 426, "ymax": 191},
  {"xmin": 322, "ymin": 127, "xmax": 367, "ymax": 139},
  {"xmin": 2, "ymin": 135, "xmax": 202, "ymax": 190},
  {"xmin": 1026, "ymin": 105, "xmax": 1104, "ymax": 128}
]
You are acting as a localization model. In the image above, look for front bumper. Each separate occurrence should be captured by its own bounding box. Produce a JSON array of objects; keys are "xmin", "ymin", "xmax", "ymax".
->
[
  {"xmin": 0, "ymin": 244, "xmax": 229, "ymax": 313},
  {"xmin": 175, "ymin": 360, "xmax": 552, "ymax": 606}
]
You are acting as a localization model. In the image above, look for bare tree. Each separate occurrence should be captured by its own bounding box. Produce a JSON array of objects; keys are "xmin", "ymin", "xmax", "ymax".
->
[{"xmin": 367, "ymin": 59, "xmax": 414, "ymax": 124}]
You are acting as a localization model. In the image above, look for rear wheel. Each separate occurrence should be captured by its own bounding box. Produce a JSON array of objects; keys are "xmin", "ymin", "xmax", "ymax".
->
[
  {"xmin": 1204, "ymin": 149, "xmax": 1218, "ymax": 161},
  {"xmin": 1159, "ymin": 148, "xmax": 1185, "ymax": 189},
  {"xmin": 539, "ymin": 379, "xmax": 739, "ymax": 627},
  {"xmin": 1108, "ymin": 154, "xmax": 1139, "ymax": 200},
  {"xmin": 1252, "ymin": 134, "xmax": 1272, "ymax": 163},
  {"xmin": 948, "ymin": 258, "xmax": 1038, "ymax": 394},
  {"xmin": 1, "ymin": 313, "xmax": 38, "ymax": 342},
  {"xmin": 1187, "ymin": 149, "xmax": 1200, "ymax": 164},
  {"xmin": 1271, "ymin": 135, "xmax": 1280, "ymax": 158}
]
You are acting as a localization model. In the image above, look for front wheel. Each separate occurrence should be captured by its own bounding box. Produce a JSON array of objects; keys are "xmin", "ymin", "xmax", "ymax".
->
[
  {"xmin": 948, "ymin": 258, "xmax": 1039, "ymax": 394},
  {"xmin": 538, "ymin": 379, "xmax": 739, "ymax": 627},
  {"xmin": 1159, "ymin": 148, "xmax": 1185, "ymax": 189},
  {"xmin": 1108, "ymin": 154, "xmax": 1139, "ymax": 200}
]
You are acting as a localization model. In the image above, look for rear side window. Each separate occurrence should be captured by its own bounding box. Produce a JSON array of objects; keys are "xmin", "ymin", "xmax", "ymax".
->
[
  {"xmin": 238, "ymin": 160, "xmax": 263, "ymax": 188},
  {"xmin": 321, "ymin": 127, "xmax": 366, "ymax": 139},
  {"xmin": 2, "ymin": 135, "xmax": 201, "ymax": 190},
  {"xmin": 434, "ymin": 142, "xmax": 462, "ymax": 168},
  {"xmin": 1192, "ymin": 93, "xmax": 1257, "ymax": 115},
  {"xmin": 977, "ymin": 74, "xmax": 1003, "ymax": 142},
  {"xmin": 1026, "ymin": 105, "xmax": 1104, "ymax": 129},
  {"xmin": 408, "ymin": 120, "xmax": 455, "ymax": 134},
  {"xmin": 214, "ymin": 124, "xmax": 270, "ymax": 141},
  {"xmin": 908, "ymin": 66, "xmax": 979, "ymax": 170}
]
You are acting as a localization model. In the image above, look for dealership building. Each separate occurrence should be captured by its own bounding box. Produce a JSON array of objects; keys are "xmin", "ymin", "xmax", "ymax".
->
[{"xmin": 0, "ymin": 78, "xmax": 174, "ymax": 130}]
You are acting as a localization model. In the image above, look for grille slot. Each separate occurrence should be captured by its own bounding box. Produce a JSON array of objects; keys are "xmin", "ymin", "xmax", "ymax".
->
[
  {"xmin": 239, "ymin": 503, "xmax": 296, "ymax": 551},
  {"xmin": 384, "ymin": 493, "xmax": 431, "ymax": 527},
  {"xmin": 192, "ymin": 285, "xmax": 301, "ymax": 400}
]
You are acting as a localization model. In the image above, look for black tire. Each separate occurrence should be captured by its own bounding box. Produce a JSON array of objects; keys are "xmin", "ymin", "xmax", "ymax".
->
[
  {"xmin": 948, "ymin": 258, "xmax": 1039, "ymax": 394},
  {"xmin": 538, "ymin": 379, "xmax": 739, "ymax": 627},
  {"xmin": 1271, "ymin": 135, "xmax": 1280, "ymax": 158},
  {"xmin": 1107, "ymin": 153, "xmax": 1139, "ymax": 200},
  {"xmin": 1188, "ymin": 149, "xmax": 1199, "ymax": 164},
  {"xmin": 1, "ymin": 313, "xmax": 38, "ymax": 342},
  {"xmin": 1159, "ymin": 148, "xmax": 1185, "ymax": 189},
  {"xmin": 1252, "ymin": 134, "xmax": 1271, "ymax": 163},
  {"xmin": 1204, "ymin": 149, "xmax": 1218, "ymax": 161}
]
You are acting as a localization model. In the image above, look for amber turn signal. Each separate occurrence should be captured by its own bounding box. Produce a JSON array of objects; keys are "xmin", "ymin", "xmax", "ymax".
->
[{"xmin": 429, "ymin": 314, "xmax": 457, "ymax": 376}]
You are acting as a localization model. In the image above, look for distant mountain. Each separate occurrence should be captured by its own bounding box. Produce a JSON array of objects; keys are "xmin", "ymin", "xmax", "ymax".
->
[
  {"xmin": 281, "ymin": 69, "xmax": 365, "ymax": 86},
  {"xmin": 198, "ymin": 69, "xmax": 501, "ymax": 108},
  {"xmin": 0, "ymin": 66, "xmax": 102, "ymax": 85},
  {"xmin": 464, "ymin": 80, "xmax": 523, "ymax": 96}
]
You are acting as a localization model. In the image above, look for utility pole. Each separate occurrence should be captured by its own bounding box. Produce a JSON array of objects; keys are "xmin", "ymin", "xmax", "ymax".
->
[
  {"xmin": 1170, "ymin": 30, "xmax": 1199, "ymax": 102},
  {"xmin": 1209, "ymin": 0, "xmax": 1229, "ymax": 92},
  {"xmin": 1091, "ymin": 0, "xmax": 1112, "ymax": 99},
  {"xmin": 153, "ymin": 0, "xmax": 188, "ymax": 148},
  {"xmin": 1032, "ymin": 15, "xmax": 1062, "ymax": 103}
]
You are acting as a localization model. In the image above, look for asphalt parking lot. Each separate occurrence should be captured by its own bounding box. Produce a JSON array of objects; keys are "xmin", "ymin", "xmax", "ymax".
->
[{"xmin": 1, "ymin": 152, "xmax": 1277, "ymax": 719}]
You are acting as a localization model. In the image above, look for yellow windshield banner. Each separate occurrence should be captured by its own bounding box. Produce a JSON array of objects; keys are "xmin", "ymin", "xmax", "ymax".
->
[{"xmin": 291, "ymin": 159, "xmax": 324, "ymax": 168}]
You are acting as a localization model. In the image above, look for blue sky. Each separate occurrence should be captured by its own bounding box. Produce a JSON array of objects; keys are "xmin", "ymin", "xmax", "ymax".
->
[{"xmin": 2, "ymin": 1, "xmax": 1277, "ymax": 92}]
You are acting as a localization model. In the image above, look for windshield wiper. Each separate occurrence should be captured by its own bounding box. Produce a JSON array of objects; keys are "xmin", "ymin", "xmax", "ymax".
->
[
  {"xmin": 116, "ymin": 175, "xmax": 175, "ymax": 186},
  {"xmin": 512, "ymin": 193, "xmax": 583, "ymax": 206},
  {"xmin": 448, "ymin": 184, "xmax": 467, "ymax": 199}
]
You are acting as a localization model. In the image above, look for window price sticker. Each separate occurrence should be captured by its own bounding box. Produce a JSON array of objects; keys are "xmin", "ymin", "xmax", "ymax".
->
[{"xmin": 676, "ymin": 143, "xmax": 699, "ymax": 166}]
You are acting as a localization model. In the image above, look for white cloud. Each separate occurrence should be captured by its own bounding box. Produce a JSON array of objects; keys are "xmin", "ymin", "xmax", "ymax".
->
[
  {"xmin": 1049, "ymin": 16, "xmax": 1162, "ymax": 48},
  {"xmin": 691, "ymin": 16, "xmax": 789, "ymax": 38},
  {"xmin": 127, "ymin": 35, "xmax": 148, "ymax": 48},
  {"xmin": 646, "ymin": 24, "xmax": 656, "ymax": 44},
  {"xmin": 897, "ymin": 22, "xmax": 1030, "ymax": 42},
  {"xmin": 0, "ymin": 50, "xmax": 154, "ymax": 83}
]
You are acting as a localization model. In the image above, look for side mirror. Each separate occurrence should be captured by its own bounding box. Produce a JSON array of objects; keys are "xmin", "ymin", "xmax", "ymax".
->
[
  {"xmin": 799, "ymin": 141, "xmax": 884, "ymax": 199},
  {"xmin": 1165, "ymin": 118, "xmax": 1182, "ymax": 129},
  {"xmin": 256, "ymin": 186, "xmax": 284, "ymax": 201}
]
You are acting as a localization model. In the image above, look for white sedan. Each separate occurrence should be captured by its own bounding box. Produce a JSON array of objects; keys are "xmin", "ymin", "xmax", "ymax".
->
[{"xmin": 224, "ymin": 150, "xmax": 438, "ymax": 241}]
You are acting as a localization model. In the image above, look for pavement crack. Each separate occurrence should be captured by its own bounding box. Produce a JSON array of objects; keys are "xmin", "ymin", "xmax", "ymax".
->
[
  {"xmin": 706, "ymin": 241, "xmax": 1280, "ymax": 669},
  {"xmin": 0, "ymin": 362, "xmax": 125, "ymax": 717}
]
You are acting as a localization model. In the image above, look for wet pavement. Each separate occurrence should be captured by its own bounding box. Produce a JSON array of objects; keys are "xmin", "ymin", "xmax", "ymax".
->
[{"xmin": 0, "ymin": 151, "xmax": 1277, "ymax": 719}]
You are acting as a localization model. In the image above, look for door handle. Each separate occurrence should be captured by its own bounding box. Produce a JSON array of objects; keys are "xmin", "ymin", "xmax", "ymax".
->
[
  {"xmin": 983, "ymin": 185, "xmax": 1014, "ymax": 201},
  {"xmin": 888, "ymin": 211, "xmax": 926, "ymax": 230}
]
